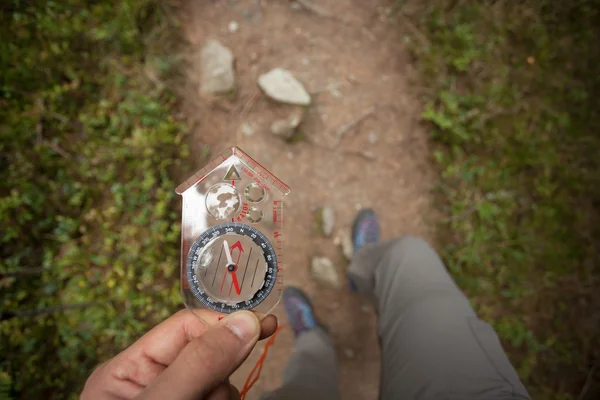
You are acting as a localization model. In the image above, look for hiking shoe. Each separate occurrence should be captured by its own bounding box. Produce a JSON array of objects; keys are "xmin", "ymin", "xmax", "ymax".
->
[
  {"xmin": 283, "ymin": 287, "xmax": 318, "ymax": 336},
  {"xmin": 351, "ymin": 208, "xmax": 380, "ymax": 252}
]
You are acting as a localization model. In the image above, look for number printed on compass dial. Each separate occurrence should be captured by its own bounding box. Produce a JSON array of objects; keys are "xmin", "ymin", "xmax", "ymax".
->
[{"xmin": 186, "ymin": 222, "xmax": 278, "ymax": 313}]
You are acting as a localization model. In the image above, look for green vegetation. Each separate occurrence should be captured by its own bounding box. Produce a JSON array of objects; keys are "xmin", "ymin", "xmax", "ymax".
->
[
  {"xmin": 400, "ymin": 1, "xmax": 600, "ymax": 398},
  {"xmin": 0, "ymin": 1, "xmax": 188, "ymax": 398}
]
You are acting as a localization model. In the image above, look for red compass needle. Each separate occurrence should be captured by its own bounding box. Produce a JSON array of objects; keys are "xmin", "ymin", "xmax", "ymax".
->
[{"xmin": 230, "ymin": 272, "xmax": 241, "ymax": 295}]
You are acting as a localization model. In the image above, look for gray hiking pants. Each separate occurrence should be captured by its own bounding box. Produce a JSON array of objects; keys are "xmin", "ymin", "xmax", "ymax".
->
[{"xmin": 265, "ymin": 237, "xmax": 531, "ymax": 400}]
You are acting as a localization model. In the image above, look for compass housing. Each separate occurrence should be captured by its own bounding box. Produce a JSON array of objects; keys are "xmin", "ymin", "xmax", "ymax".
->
[{"xmin": 186, "ymin": 223, "xmax": 278, "ymax": 313}]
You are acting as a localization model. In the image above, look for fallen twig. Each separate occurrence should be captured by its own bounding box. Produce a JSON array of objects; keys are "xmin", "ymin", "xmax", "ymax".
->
[
  {"xmin": 398, "ymin": 13, "xmax": 430, "ymax": 47},
  {"xmin": 296, "ymin": 0, "xmax": 335, "ymax": 19},
  {"xmin": 44, "ymin": 140, "xmax": 72, "ymax": 159},
  {"xmin": 239, "ymin": 90, "xmax": 260, "ymax": 122},
  {"xmin": 334, "ymin": 105, "xmax": 377, "ymax": 146},
  {"xmin": 307, "ymin": 137, "xmax": 376, "ymax": 161},
  {"xmin": 295, "ymin": 0, "xmax": 350, "ymax": 23}
]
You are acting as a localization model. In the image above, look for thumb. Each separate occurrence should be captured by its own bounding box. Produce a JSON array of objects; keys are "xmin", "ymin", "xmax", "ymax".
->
[{"xmin": 137, "ymin": 311, "xmax": 260, "ymax": 400}]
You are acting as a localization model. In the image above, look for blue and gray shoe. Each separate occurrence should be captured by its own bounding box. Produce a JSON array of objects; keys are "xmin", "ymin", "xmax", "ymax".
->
[
  {"xmin": 348, "ymin": 209, "xmax": 381, "ymax": 291},
  {"xmin": 351, "ymin": 208, "xmax": 381, "ymax": 252},
  {"xmin": 283, "ymin": 287, "xmax": 318, "ymax": 336}
]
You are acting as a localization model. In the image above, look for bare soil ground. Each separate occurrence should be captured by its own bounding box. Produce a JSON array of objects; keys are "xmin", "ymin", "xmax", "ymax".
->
[{"xmin": 178, "ymin": 1, "xmax": 435, "ymax": 398}]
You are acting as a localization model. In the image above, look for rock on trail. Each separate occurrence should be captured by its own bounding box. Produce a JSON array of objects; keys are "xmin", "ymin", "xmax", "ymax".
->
[
  {"xmin": 200, "ymin": 40, "xmax": 236, "ymax": 94},
  {"xmin": 311, "ymin": 257, "xmax": 341, "ymax": 288},
  {"xmin": 320, "ymin": 205, "xmax": 335, "ymax": 237},
  {"xmin": 258, "ymin": 68, "xmax": 311, "ymax": 105},
  {"xmin": 271, "ymin": 108, "xmax": 304, "ymax": 139}
]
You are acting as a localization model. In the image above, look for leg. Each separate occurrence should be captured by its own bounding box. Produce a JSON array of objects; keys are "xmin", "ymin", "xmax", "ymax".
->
[
  {"xmin": 349, "ymin": 236, "xmax": 531, "ymax": 400},
  {"xmin": 262, "ymin": 328, "xmax": 340, "ymax": 400},
  {"xmin": 262, "ymin": 288, "xmax": 340, "ymax": 400}
]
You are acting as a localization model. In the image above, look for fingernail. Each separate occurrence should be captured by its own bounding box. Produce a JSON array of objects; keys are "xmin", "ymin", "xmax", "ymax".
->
[{"xmin": 226, "ymin": 311, "xmax": 259, "ymax": 341}]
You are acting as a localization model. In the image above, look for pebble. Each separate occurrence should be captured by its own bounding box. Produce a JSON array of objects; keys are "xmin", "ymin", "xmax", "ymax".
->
[
  {"xmin": 321, "ymin": 205, "xmax": 335, "ymax": 237},
  {"xmin": 287, "ymin": 152, "xmax": 294, "ymax": 160},
  {"xmin": 344, "ymin": 348, "xmax": 355, "ymax": 359},
  {"xmin": 333, "ymin": 235, "xmax": 342, "ymax": 246},
  {"xmin": 340, "ymin": 229, "xmax": 353, "ymax": 261},
  {"xmin": 290, "ymin": 2, "xmax": 301, "ymax": 10},
  {"xmin": 355, "ymin": 203, "xmax": 362, "ymax": 211},
  {"xmin": 328, "ymin": 86, "xmax": 342, "ymax": 98},
  {"xmin": 311, "ymin": 257, "xmax": 341, "ymax": 288},
  {"xmin": 271, "ymin": 108, "xmax": 304, "ymax": 140},
  {"xmin": 368, "ymin": 131, "xmax": 378, "ymax": 144},
  {"xmin": 240, "ymin": 123, "xmax": 254, "ymax": 137},
  {"xmin": 228, "ymin": 21, "xmax": 239, "ymax": 33},
  {"xmin": 200, "ymin": 40, "xmax": 236, "ymax": 94},
  {"xmin": 361, "ymin": 304, "xmax": 371, "ymax": 314},
  {"xmin": 258, "ymin": 68, "xmax": 311, "ymax": 105}
]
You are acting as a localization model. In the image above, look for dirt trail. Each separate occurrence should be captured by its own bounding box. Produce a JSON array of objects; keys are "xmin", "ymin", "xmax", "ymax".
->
[{"xmin": 179, "ymin": 1, "xmax": 434, "ymax": 398}]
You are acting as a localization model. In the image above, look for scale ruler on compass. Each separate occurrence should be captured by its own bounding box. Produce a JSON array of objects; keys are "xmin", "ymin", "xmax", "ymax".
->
[{"xmin": 176, "ymin": 147, "xmax": 289, "ymax": 322}]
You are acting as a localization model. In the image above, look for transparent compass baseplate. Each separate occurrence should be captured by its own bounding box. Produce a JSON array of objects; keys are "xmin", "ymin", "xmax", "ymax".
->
[{"xmin": 177, "ymin": 147, "xmax": 289, "ymax": 324}]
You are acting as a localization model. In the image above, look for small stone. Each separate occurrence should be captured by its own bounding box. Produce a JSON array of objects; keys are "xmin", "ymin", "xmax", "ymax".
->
[
  {"xmin": 355, "ymin": 203, "xmax": 362, "ymax": 211},
  {"xmin": 200, "ymin": 40, "xmax": 236, "ymax": 94},
  {"xmin": 328, "ymin": 86, "xmax": 342, "ymax": 98},
  {"xmin": 240, "ymin": 123, "xmax": 254, "ymax": 137},
  {"xmin": 368, "ymin": 131, "xmax": 378, "ymax": 144},
  {"xmin": 321, "ymin": 205, "xmax": 335, "ymax": 237},
  {"xmin": 287, "ymin": 152, "xmax": 294, "ymax": 160},
  {"xmin": 311, "ymin": 257, "xmax": 341, "ymax": 288},
  {"xmin": 271, "ymin": 108, "xmax": 304, "ymax": 139},
  {"xmin": 361, "ymin": 304, "xmax": 371, "ymax": 314},
  {"xmin": 333, "ymin": 234, "xmax": 341, "ymax": 246},
  {"xmin": 258, "ymin": 68, "xmax": 311, "ymax": 105},
  {"xmin": 228, "ymin": 21, "xmax": 239, "ymax": 33},
  {"xmin": 340, "ymin": 229, "xmax": 353, "ymax": 261},
  {"xmin": 344, "ymin": 348, "xmax": 355, "ymax": 359},
  {"xmin": 361, "ymin": 151, "xmax": 376, "ymax": 160},
  {"xmin": 290, "ymin": 2, "xmax": 301, "ymax": 10}
]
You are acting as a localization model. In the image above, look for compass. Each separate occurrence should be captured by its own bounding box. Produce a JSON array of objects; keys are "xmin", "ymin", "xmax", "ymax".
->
[
  {"xmin": 186, "ymin": 222, "xmax": 278, "ymax": 313},
  {"xmin": 178, "ymin": 146, "xmax": 288, "ymax": 321}
]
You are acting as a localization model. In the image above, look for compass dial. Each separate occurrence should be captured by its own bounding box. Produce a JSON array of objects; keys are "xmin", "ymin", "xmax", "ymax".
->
[{"xmin": 186, "ymin": 222, "xmax": 278, "ymax": 313}]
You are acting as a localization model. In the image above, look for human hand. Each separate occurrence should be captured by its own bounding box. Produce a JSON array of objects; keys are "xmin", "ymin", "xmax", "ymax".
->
[{"xmin": 81, "ymin": 309, "xmax": 278, "ymax": 400}]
